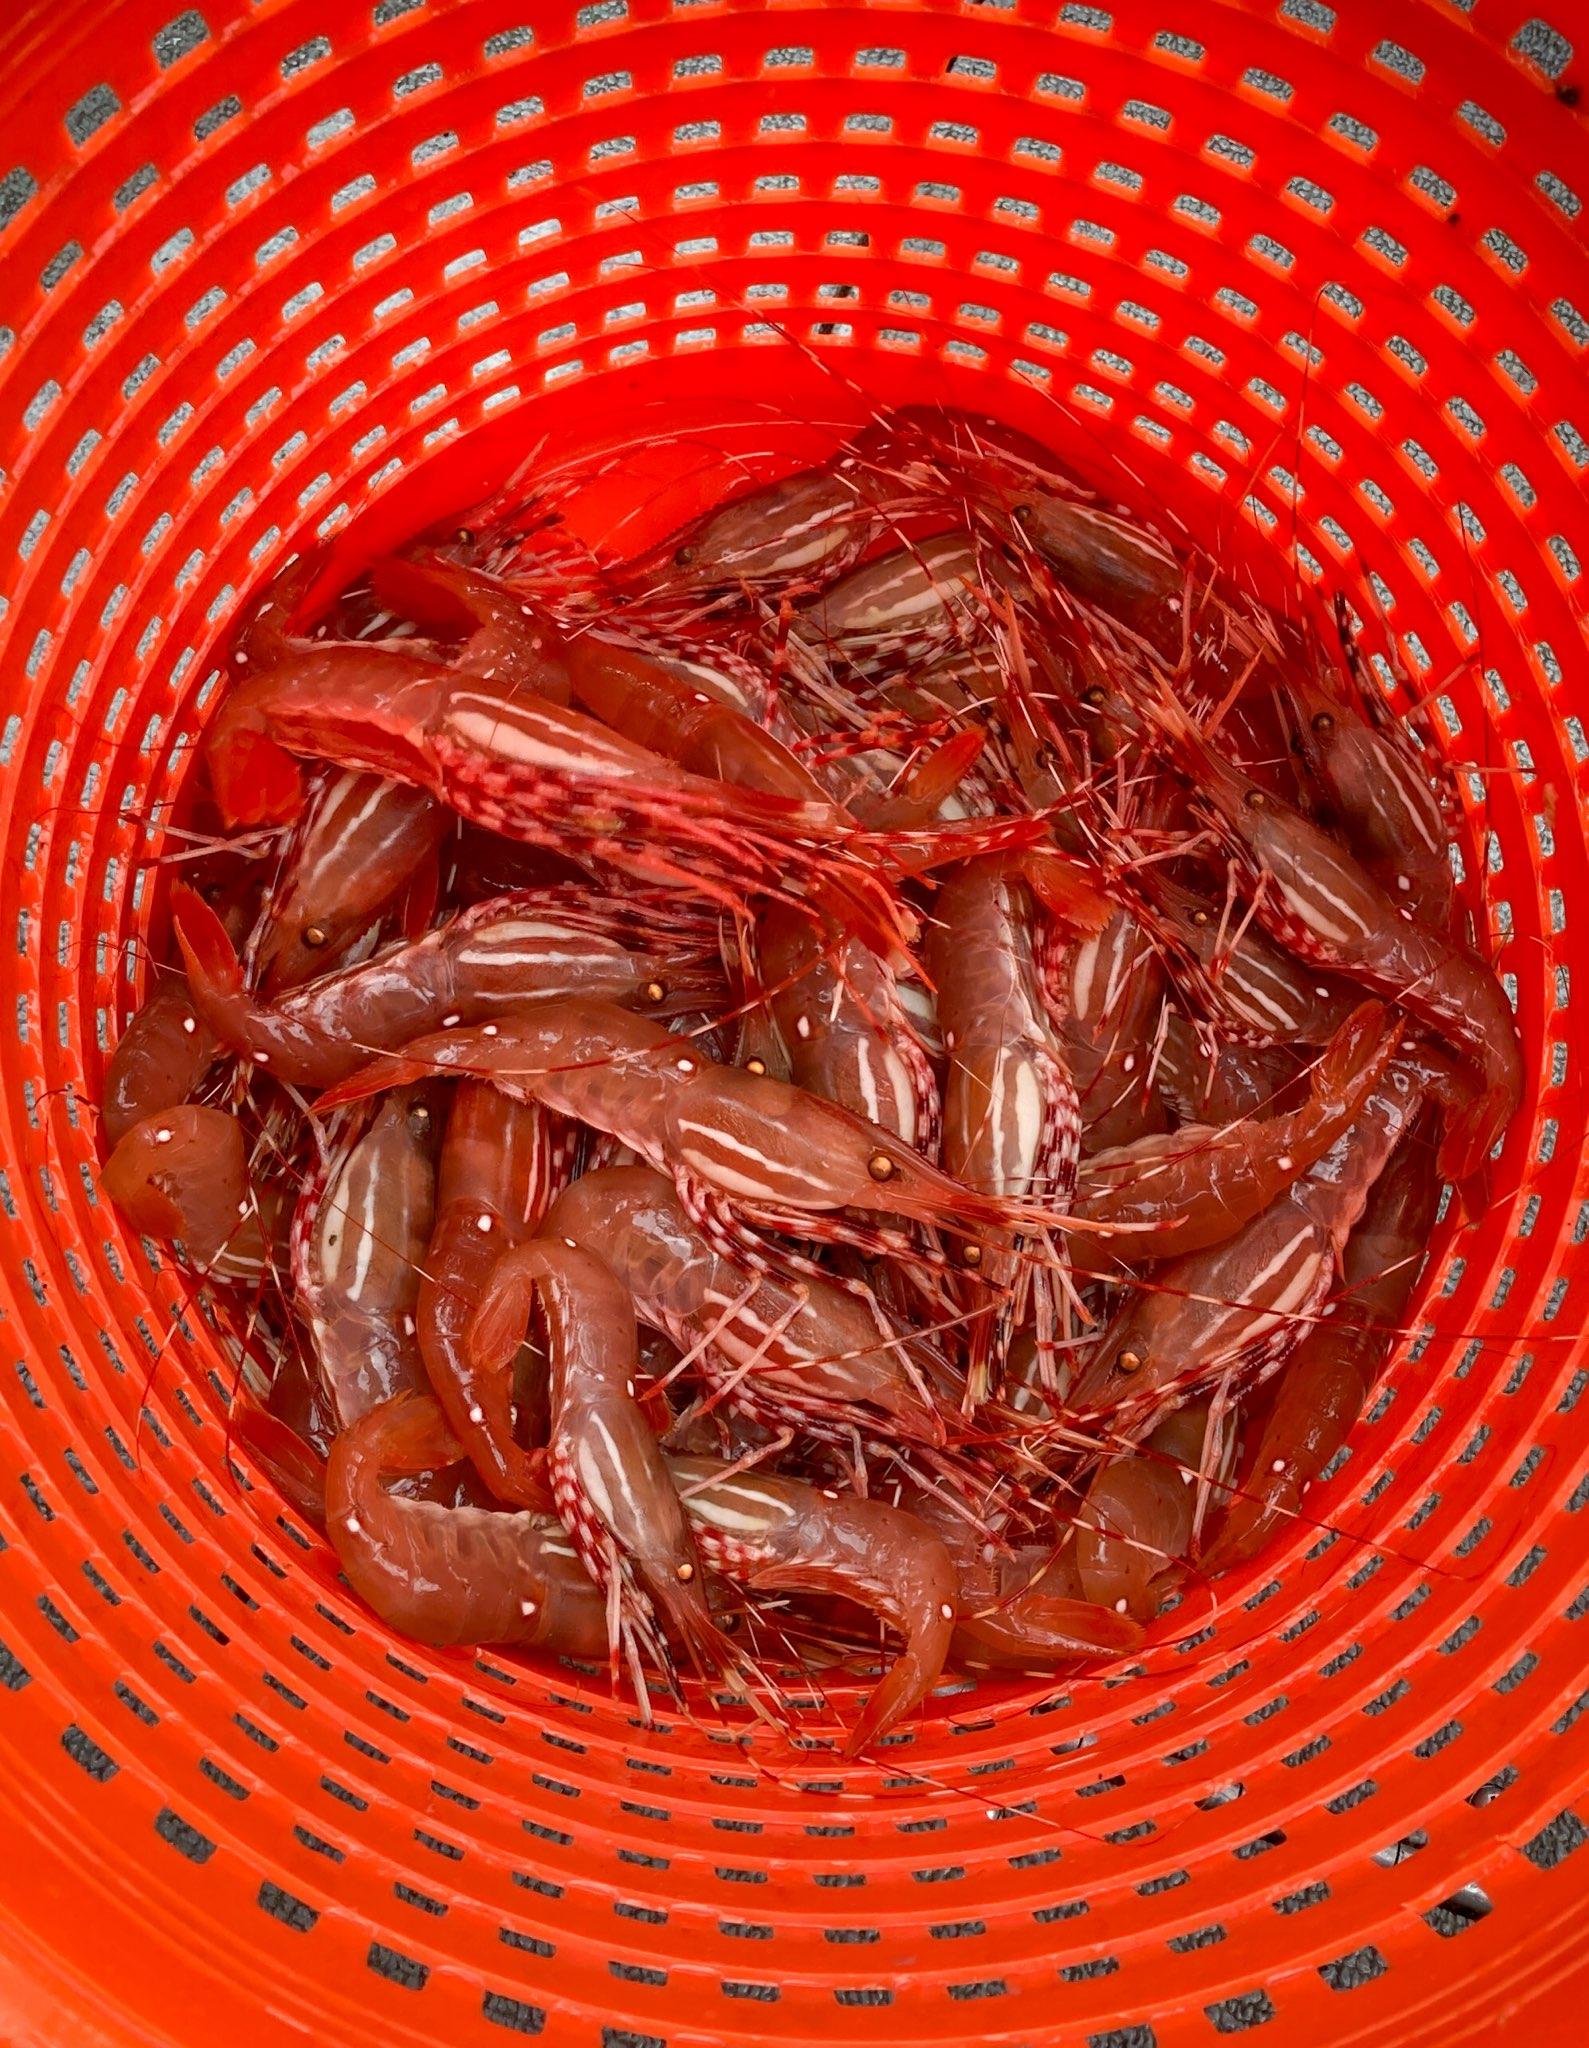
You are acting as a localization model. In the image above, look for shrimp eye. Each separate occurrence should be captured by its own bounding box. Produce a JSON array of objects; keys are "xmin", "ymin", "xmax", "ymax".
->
[
  {"xmin": 643, "ymin": 980, "xmax": 667, "ymax": 1005},
  {"xmin": 1012, "ymin": 503, "xmax": 1033, "ymax": 525},
  {"xmin": 1117, "ymin": 1349, "xmax": 1145, "ymax": 1374},
  {"xmin": 1190, "ymin": 909, "xmax": 1211, "ymax": 928},
  {"xmin": 867, "ymin": 1150, "xmax": 897, "ymax": 1183},
  {"xmin": 674, "ymin": 545, "xmax": 696, "ymax": 569},
  {"xmin": 302, "ymin": 923, "xmax": 329, "ymax": 949},
  {"xmin": 1311, "ymin": 710, "xmax": 1336, "ymax": 735},
  {"xmin": 675, "ymin": 1561, "xmax": 695, "ymax": 1583},
  {"xmin": 961, "ymin": 1241, "xmax": 984, "ymax": 1268},
  {"xmin": 1242, "ymin": 787, "xmax": 1267, "ymax": 810},
  {"xmin": 455, "ymin": 526, "xmax": 475, "ymax": 545},
  {"xmin": 1081, "ymin": 686, "xmax": 1108, "ymax": 709},
  {"xmin": 407, "ymin": 1103, "xmax": 432, "ymax": 1138},
  {"xmin": 744, "ymin": 1056, "xmax": 767, "ymax": 1076}
]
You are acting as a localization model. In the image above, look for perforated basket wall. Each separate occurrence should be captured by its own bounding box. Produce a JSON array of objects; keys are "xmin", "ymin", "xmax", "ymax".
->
[{"xmin": 0, "ymin": 0, "xmax": 1586, "ymax": 2042}]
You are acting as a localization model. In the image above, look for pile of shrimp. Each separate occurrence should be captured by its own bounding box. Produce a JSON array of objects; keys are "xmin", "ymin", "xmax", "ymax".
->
[{"xmin": 98, "ymin": 402, "xmax": 1518, "ymax": 1755}]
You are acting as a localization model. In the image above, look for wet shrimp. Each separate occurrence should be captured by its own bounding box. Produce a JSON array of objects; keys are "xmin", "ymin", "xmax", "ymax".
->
[
  {"xmin": 292, "ymin": 1090, "xmax": 437, "ymax": 1426},
  {"xmin": 756, "ymin": 905, "xmax": 938, "ymax": 1153},
  {"xmin": 613, "ymin": 461, "xmax": 894, "ymax": 602},
  {"xmin": 1279, "ymin": 640, "xmax": 1457, "ymax": 935},
  {"xmin": 1204, "ymin": 1106, "xmax": 1441, "ymax": 1571},
  {"xmin": 468, "ymin": 1238, "xmax": 729, "ymax": 1693},
  {"xmin": 926, "ymin": 853, "xmax": 1107, "ymax": 1380},
  {"xmin": 1072, "ymin": 1002, "xmax": 1398, "ymax": 1266},
  {"xmin": 800, "ymin": 533, "xmax": 988, "ymax": 676},
  {"xmin": 171, "ymin": 881, "xmax": 721, "ymax": 1088},
  {"xmin": 1048, "ymin": 902, "xmax": 1168, "ymax": 1151},
  {"xmin": 103, "ymin": 974, "xmax": 224, "ymax": 1149},
  {"xmin": 103, "ymin": 882, "xmax": 262, "ymax": 1144},
  {"xmin": 1072, "ymin": 1405, "xmax": 1216, "ymax": 1623},
  {"xmin": 207, "ymin": 633, "xmax": 916, "ymax": 961},
  {"xmin": 668, "ymin": 1453, "xmax": 958, "ymax": 1753},
  {"xmin": 417, "ymin": 1082, "xmax": 570, "ymax": 1511},
  {"xmin": 908, "ymin": 1486, "xmax": 1145, "ymax": 1669},
  {"xmin": 252, "ymin": 769, "xmax": 449, "ymax": 994},
  {"xmin": 1151, "ymin": 688, "xmax": 1521, "ymax": 1174},
  {"xmin": 1071, "ymin": 1057, "xmax": 1429, "ymax": 1434},
  {"xmin": 1136, "ymin": 872, "xmax": 1361, "ymax": 1049},
  {"xmin": 102, "ymin": 1105, "xmax": 270, "ymax": 1281},
  {"xmin": 316, "ymin": 998, "xmax": 1067, "ymax": 1279},
  {"xmin": 535, "ymin": 1166, "xmax": 945, "ymax": 1442},
  {"xmin": 327, "ymin": 1393, "xmax": 608, "ymax": 1655},
  {"xmin": 1156, "ymin": 1016, "xmax": 1308, "ymax": 1126}
]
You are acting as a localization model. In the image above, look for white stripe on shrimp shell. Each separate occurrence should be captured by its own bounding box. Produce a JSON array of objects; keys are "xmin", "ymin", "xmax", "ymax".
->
[
  {"xmin": 1274, "ymin": 868, "xmax": 1374, "ymax": 948},
  {"xmin": 669, "ymin": 1116, "xmax": 810, "ymax": 1201},
  {"xmin": 685, "ymin": 1485, "xmax": 795, "ymax": 1536},
  {"xmin": 447, "ymin": 693, "xmax": 643, "ymax": 777}
]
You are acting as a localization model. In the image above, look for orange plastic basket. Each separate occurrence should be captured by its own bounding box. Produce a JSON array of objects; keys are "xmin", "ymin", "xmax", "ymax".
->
[{"xmin": 1, "ymin": 1, "xmax": 1586, "ymax": 2042}]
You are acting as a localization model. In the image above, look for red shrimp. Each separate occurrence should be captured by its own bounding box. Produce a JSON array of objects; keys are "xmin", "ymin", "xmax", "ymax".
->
[
  {"xmin": 1071, "ymin": 1058, "xmax": 1428, "ymax": 1433},
  {"xmin": 1136, "ymin": 872, "xmax": 1361, "ymax": 1047},
  {"xmin": 849, "ymin": 729, "xmax": 991, "ymax": 833},
  {"xmin": 530, "ymin": 1166, "xmax": 945, "ymax": 1442},
  {"xmin": 544, "ymin": 637, "xmax": 946, "ymax": 1137},
  {"xmin": 444, "ymin": 823, "xmax": 586, "ymax": 903},
  {"xmin": 612, "ymin": 462, "xmax": 892, "ymax": 601},
  {"xmin": 668, "ymin": 1454, "xmax": 958, "ymax": 1753},
  {"xmin": 1150, "ymin": 688, "xmax": 1521, "ymax": 1173},
  {"xmin": 1203, "ymin": 1107, "xmax": 1441, "ymax": 1572},
  {"xmin": 1072, "ymin": 1002, "xmax": 1399, "ymax": 1266},
  {"xmin": 261, "ymin": 1335, "xmax": 338, "ymax": 1468},
  {"xmin": 756, "ymin": 906, "xmax": 938, "ymax": 1153},
  {"xmin": 315, "ymin": 999, "xmax": 1067, "ymax": 1268},
  {"xmin": 102, "ymin": 1106, "xmax": 267, "ymax": 1279},
  {"xmin": 102, "ymin": 877, "xmax": 264, "ymax": 1144},
  {"xmin": 202, "ymin": 643, "xmax": 914, "ymax": 959},
  {"xmin": 560, "ymin": 633, "xmax": 827, "ymax": 804},
  {"xmin": 170, "ymin": 881, "xmax": 720, "ymax": 1089},
  {"xmin": 953, "ymin": 1551, "xmax": 1147, "ymax": 1669},
  {"xmin": 417, "ymin": 1082, "xmax": 569, "ymax": 1511},
  {"xmin": 1009, "ymin": 492, "xmax": 1266, "ymax": 697},
  {"xmin": 326, "ymin": 1392, "xmax": 608, "ymax": 1655},
  {"xmin": 800, "ymin": 533, "xmax": 988, "ymax": 676},
  {"xmin": 252, "ymin": 769, "xmax": 449, "ymax": 993},
  {"xmin": 292, "ymin": 1090, "xmax": 436, "ymax": 1427},
  {"xmin": 926, "ymin": 854, "xmax": 1107, "ymax": 1382},
  {"xmin": 1047, "ymin": 902, "xmax": 1168, "ymax": 1150},
  {"xmin": 230, "ymin": 1395, "xmax": 331, "ymax": 1527},
  {"xmin": 467, "ymin": 1240, "xmax": 728, "ymax": 1691},
  {"xmin": 1277, "ymin": 641, "xmax": 1457, "ymax": 934}
]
